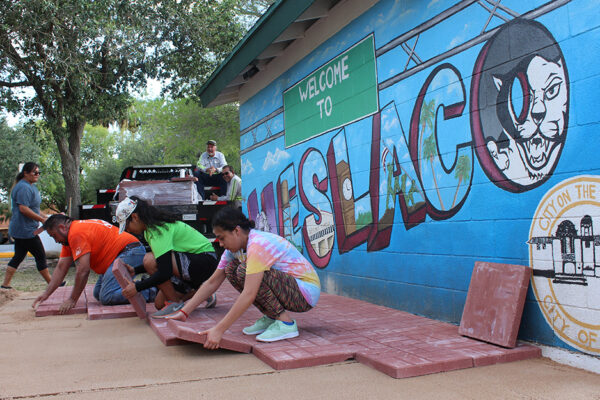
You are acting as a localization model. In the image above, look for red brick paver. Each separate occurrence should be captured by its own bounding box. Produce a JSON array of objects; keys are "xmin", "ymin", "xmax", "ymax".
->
[
  {"xmin": 34, "ymin": 285, "xmax": 87, "ymax": 316},
  {"xmin": 148, "ymin": 318, "xmax": 186, "ymax": 346},
  {"xmin": 459, "ymin": 262, "xmax": 531, "ymax": 348},
  {"xmin": 85, "ymin": 285, "xmax": 157, "ymax": 320},
  {"xmin": 164, "ymin": 282, "xmax": 540, "ymax": 378},
  {"xmin": 166, "ymin": 283, "xmax": 262, "ymax": 353},
  {"xmin": 111, "ymin": 258, "xmax": 148, "ymax": 319}
]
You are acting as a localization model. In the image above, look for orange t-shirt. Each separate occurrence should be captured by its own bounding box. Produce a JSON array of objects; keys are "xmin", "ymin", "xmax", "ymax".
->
[{"xmin": 59, "ymin": 219, "xmax": 140, "ymax": 274}]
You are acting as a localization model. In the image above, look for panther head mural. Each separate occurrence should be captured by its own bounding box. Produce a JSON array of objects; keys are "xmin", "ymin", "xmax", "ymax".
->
[{"xmin": 471, "ymin": 19, "xmax": 569, "ymax": 192}]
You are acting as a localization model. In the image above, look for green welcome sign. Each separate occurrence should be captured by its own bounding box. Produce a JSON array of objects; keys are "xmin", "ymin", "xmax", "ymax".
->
[{"xmin": 284, "ymin": 35, "xmax": 378, "ymax": 147}]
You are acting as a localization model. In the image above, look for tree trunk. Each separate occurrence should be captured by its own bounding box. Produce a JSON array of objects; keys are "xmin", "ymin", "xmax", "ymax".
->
[{"xmin": 54, "ymin": 119, "xmax": 85, "ymax": 218}]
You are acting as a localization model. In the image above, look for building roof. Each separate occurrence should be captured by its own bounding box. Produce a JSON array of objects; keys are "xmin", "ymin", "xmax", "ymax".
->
[{"xmin": 198, "ymin": 0, "xmax": 340, "ymax": 107}]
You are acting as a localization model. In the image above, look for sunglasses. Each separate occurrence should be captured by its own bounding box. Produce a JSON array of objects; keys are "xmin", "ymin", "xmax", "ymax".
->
[{"xmin": 32, "ymin": 171, "xmax": 41, "ymax": 176}]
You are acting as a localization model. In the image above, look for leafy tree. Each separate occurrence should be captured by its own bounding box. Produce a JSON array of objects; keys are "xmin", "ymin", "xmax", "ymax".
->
[
  {"xmin": 81, "ymin": 132, "xmax": 165, "ymax": 204},
  {"xmin": 130, "ymin": 99, "xmax": 240, "ymax": 173},
  {"xmin": 0, "ymin": 119, "xmax": 41, "ymax": 201},
  {"xmin": 234, "ymin": 0, "xmax": 277, "ymax": 27},
  {"xmin": 0, "ymin": 0, "xmax": 243, "ymax": 217}
]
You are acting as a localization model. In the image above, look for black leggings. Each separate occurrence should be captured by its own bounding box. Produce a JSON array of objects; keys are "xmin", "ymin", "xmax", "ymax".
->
[
  {"xmin": 134, "ymin": 251, "xmax": 218, "ymax": 293},
  {"xmin": 8, "ymin": 236, "xmax": 48, "ymax": 271}
]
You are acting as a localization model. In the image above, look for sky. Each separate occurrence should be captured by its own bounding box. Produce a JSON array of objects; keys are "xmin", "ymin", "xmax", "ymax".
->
[{"xmin": 2, "ymin": 78, "xmax": 164, "ymax": 127}]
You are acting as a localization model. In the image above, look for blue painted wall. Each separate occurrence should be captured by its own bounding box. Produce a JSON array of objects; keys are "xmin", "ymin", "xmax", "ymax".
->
[{"xmin": 238, "ymin": 0, "xmax": 600, "ymax": 356}]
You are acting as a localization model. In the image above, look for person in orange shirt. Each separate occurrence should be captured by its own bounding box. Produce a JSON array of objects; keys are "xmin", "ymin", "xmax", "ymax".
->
[{"xmin": 32, "ymin": 214, "xmax": 156, "ymax": 314}]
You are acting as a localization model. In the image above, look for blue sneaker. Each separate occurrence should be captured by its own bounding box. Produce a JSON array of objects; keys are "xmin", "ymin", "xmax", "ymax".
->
[
  {"xmin": 242, "ymin": 315, "xmax": 275, "ymax": 335},
  {"xmin": 256, "ymin": 320, "xmax": 299, "ymax": 342}
]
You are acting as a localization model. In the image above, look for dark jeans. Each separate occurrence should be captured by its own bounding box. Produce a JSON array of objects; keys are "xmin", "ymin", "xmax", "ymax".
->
[{"xmin": 193, "ymin": 169, "xmax": 227, "ymax": 199}]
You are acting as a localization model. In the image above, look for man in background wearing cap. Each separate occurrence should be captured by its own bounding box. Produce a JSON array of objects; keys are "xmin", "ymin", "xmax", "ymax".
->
[
  {"xmin": 193, "ymin": 140, "xmax": 228, "ymax": 200},
  {"xmin": 32, "ymin": 215, "xmax": 156, "ymax": 314}
]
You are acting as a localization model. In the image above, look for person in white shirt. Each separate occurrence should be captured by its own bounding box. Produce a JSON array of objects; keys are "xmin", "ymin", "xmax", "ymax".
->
[
  {"xmin": 194, "ymin": 140, "xmax": 227, "ymax": 199},
  {"xmin": 209, "ymin": 165, "xmax": 242, "ymax": 208}
]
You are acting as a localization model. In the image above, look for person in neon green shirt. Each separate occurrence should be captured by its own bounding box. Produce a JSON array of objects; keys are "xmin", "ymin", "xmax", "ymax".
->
[{"xmin": 116, "ymin": 196, "xmax": 218, "ymax": 312}]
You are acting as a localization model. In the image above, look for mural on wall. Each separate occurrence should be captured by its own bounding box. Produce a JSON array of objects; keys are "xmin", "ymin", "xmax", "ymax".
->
[
  {"xmin": 239, "ymin": 0, "xmax": 597, "ymax": 353},
  {"xmin": 471, "ymin": 20, "xmax": 569, "ymax": 193},
  {"xmin": 529, "ymin": 176, "xmax": 600, "ymax": 355},
  {"xmin": 247, "ymin": 15, "xmax": 569, "ymax": 260}
]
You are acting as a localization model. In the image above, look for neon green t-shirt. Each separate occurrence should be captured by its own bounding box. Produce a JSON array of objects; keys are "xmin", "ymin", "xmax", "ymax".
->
[{"xmin": 144, "ymin": 221, "xmax": 213, "ymax": 258}]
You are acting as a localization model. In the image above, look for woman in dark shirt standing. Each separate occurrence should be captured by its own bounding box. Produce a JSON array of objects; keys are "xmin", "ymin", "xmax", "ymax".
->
[{"xmin": 1, "ymin": 162, "xmax": 51, "ymax": 289}]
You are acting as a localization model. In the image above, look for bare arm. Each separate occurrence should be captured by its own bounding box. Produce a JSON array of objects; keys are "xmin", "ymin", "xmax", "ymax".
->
[
  {"xmin": 70, "ymin": 253, "xmax": 91, "ymax": 302},
  {"xmin": 18, "ymin": 204, "xmax": 46, "ymax": 224},
  {"xmin": 176, "ymin": 268, "xmax": 227, "ymax": 317},
  {"xmin": 200, "ymin": 271, "xmax": 263, "ymax": 349},
  {"xmin": 32, "ymin": 256, "xmax": 72, "ymax": 308},
  {"xmin": 58, "ymin": 253, "xmax": 91, "ymax": 314}
]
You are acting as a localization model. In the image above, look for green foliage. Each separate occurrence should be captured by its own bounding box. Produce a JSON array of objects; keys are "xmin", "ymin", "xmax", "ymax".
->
[
  {"xmin": 130, "ymin": 99, "xmax": 240, "ymax": 173},
  {"xmin": 153, "ymin": 0, "xmax": 246, "ymax": 100},
  {"xmin": 234, "ymin": 0, "xmax": 277, "ymax": 29},
  {"xmin": 0, "ymin": 0, "xmax": 246, "ymax": 215},
  {"xmin": 0, "ymin": 119, "xmax": 41, "ymax": 201}
]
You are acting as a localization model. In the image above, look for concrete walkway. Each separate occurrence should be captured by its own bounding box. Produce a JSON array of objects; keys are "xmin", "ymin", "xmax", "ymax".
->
[{"xmin": 1, "ymin": 291, "xmax": 599, "ymax": 399}]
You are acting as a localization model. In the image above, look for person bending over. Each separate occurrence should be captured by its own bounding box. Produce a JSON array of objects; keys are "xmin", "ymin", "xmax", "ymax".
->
[
  {"xmin": 32, "ymin": 215, "xmax": 156, "ymax": 313},
  {"xmin": 116, "ymin": 197, "xmax": 218, "ymax": 315},
  {"xmin": 167, "ymin": 207, "xmax": 321, "ymax": 346}
]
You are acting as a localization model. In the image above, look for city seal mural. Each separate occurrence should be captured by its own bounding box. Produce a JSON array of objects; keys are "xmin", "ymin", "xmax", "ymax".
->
[{"xmin": 529, "ymin": 176, "xmax": 600, "ymax": 355}]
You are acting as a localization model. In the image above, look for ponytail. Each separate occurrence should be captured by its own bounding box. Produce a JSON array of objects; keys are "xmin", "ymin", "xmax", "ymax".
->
[{"xmin": 15, "ymin": 162, "xmax": 39, "ymax": 184}]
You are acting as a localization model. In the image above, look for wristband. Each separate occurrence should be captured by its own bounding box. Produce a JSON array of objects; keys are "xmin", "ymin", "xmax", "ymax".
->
[{"xmin": 180, "ymin": 309, "xmax": 189, "ymax": 318}]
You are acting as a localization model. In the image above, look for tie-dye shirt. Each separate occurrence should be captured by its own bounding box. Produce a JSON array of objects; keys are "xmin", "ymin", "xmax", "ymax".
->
[{"xmin": 217, "ymin": 229, "xmax": 320, "ymax": 307}]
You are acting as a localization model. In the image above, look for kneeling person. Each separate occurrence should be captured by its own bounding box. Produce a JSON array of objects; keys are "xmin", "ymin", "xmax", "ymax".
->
[
  {"xmin": 168, "ymin": 207, "xmax": 321, "ymax": 346},
  {"xmin": 32, "ymin": 215, "xmax": 156, "ymax": 313},
  {"xmin": 116, "ymin": 197, "xmax": 218, "ymax": 314}
]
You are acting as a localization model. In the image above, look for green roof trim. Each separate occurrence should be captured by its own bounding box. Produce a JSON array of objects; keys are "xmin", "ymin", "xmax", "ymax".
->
[{"xmin": 198, "ymin": 0, "xmax": 317, "ymax": 107}]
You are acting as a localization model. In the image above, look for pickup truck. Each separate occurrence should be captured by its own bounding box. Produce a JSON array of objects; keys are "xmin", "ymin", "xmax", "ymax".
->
[{"xmin": 79, "ymin": 164, "xmax": 229, "ymax": 244}]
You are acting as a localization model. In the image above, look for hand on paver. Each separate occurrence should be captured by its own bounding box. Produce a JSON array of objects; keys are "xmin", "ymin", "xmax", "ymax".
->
[
  {"xmin": 125, "ymin": 263, "xmax": 135, "ymax": 277},
  {"xmin": 198, "ymin": 326, "xmax": 224, "ymax": 350},
  {"xmin": 121, "ymin": 281, "xmax": 137, "ymax": 299},
  {"xmin": 32, "ymin": 293, "xmax": 49, "ymax": 309},
  {"xmin": 164, "ymin": 310, "xmax": 187, "ymax": 321},
  {"xmin": 58, "ymin": 298, "xmax": 76, "ymax": 314}
]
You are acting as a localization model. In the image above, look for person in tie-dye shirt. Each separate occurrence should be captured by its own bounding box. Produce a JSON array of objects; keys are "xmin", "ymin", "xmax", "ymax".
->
[{"xmin": 168, "ymin": 207, "xmax": 320, "ymax": 346}]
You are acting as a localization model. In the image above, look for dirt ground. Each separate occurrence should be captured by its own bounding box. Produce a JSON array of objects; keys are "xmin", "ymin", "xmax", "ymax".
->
[
  {"xmin": 1, "ymin": 290, "xmax": 599, "ymax": 399},
  {"xmin": 0, "ymin": 257, "xmax": 97, "ymax": 296},
  {"xmin": 0, "ymin": 288, "xmax": 17, "ymax": 307}
]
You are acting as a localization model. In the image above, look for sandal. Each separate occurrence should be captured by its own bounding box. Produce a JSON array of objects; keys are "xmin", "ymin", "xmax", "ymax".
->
[{"xmin": 1, "ymin": 285, "xmax": 13, "ymax": 290}]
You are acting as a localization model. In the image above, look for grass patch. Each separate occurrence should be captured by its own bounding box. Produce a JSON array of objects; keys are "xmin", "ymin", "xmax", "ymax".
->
[{"xmin": 0, "ymin": 257, "xmax": 98, "ymax": 292}]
